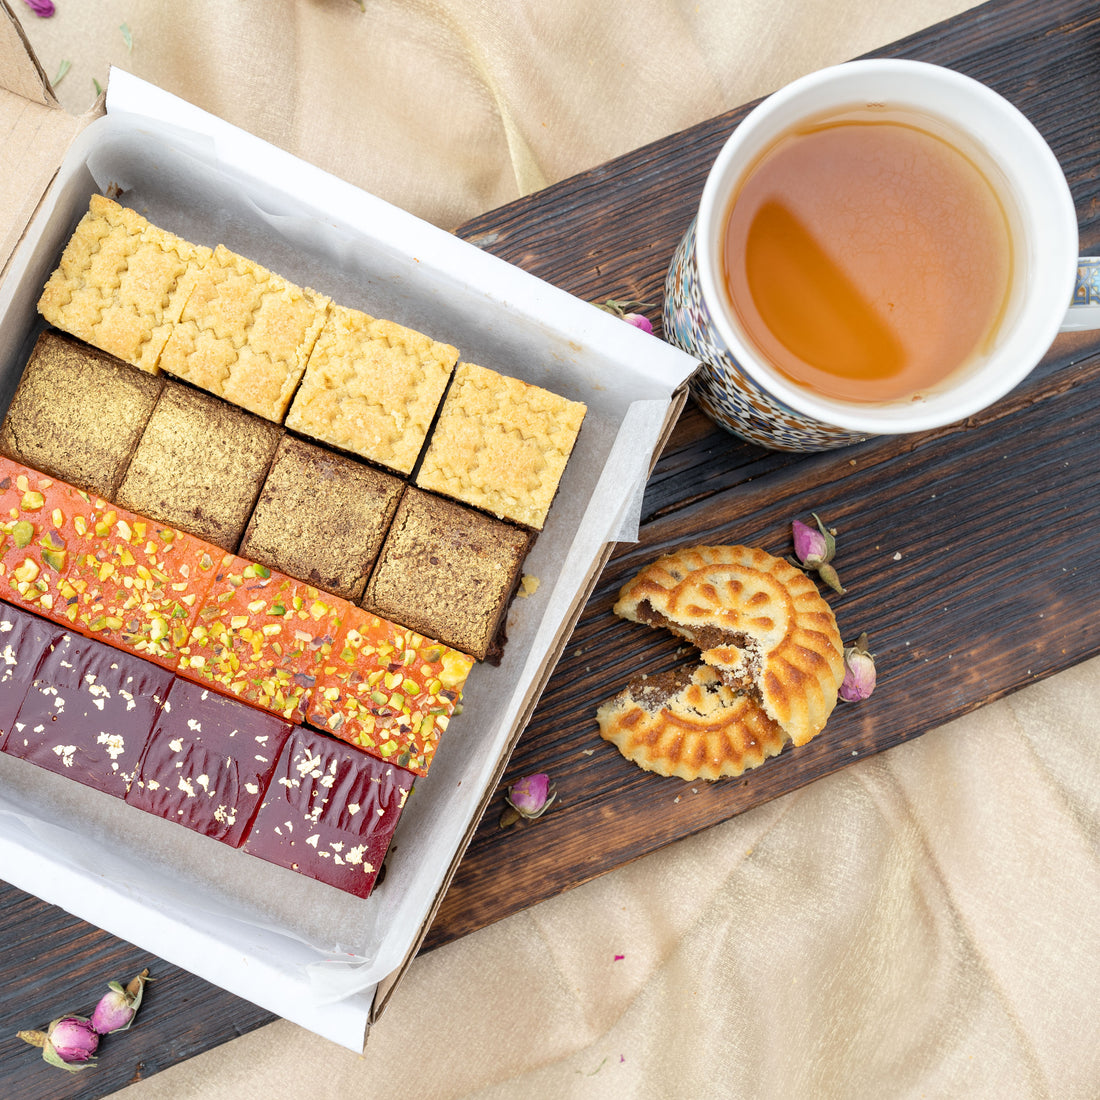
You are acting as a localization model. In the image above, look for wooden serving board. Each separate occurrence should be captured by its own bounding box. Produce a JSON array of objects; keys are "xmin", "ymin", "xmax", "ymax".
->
[{"xmin": 3, "ymin": 0, "xmax": 1100, "ymax": 1095}]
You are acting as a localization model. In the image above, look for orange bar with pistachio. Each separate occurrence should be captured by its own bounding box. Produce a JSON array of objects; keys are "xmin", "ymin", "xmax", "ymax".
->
[
  {"xmin": 0, "ymin": 458, "xmax": 87, "ymax": 621},
  {"xmin": 62, "ymin": 493, "xmax": 222, "ymax": 668},
  {"xmin": 179, "ymin": 556, "xmax": 345, "ymax": 724},
  {"xmin": 306, "ymin": 603, "xmax": 473, "ymax": 775}
]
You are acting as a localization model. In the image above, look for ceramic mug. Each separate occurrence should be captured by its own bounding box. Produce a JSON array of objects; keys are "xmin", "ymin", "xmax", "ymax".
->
[{"xmin": 663, "ymin": 59, "xmax": 1100, "ymax": 452}]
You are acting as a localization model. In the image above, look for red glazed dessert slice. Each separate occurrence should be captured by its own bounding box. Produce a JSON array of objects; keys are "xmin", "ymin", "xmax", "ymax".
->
[
  {"xmin": 179, "ymin": 557, "xmax": 344, "ymax": 723},
  {"xmin": 6, "ymin": 632, "xmax": 172, "ymax": 797},
  {"xmin": 0, "ymin": 603, "xmax": 65, "ymax": 751},
  {"xmin": 127, "ymin": 678, "xmax": 294, "ymax": 846},
  {"xmin": 306, "ymin": 603, "xmax": 472, "ymax": 775},
  {"xmin": 241, "ymin": 724, "xmax": 413, "ymax": 897}
]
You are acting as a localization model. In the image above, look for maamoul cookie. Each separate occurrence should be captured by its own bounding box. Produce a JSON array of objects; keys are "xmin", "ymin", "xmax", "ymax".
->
[
  {"xmin": 415, "ymin": 362, "xmax": 586, "ymax": 529},
  {"xmin": 38, "ymin": 194, "xmax": 209, "ymax": 373},
  {"xmin": 613, "ymin": 545, "xmax": 844, "ymax": 747},
  {"xmin": 596, "ymin": 665, "xmax": 790, "ymax": 781}
]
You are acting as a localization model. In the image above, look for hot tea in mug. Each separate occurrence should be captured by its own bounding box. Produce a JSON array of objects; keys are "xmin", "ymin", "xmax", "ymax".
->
[
  {"xmin": 662, "ymin": 60, "xmax": 1100, "ymax": 451},
  {"xmin": 721, "ymin": 106, "xmax": 1019, "ymax": 404}
]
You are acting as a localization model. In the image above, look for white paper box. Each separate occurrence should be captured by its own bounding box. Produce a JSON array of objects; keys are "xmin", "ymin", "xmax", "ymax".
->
[{"xmin": 0, "ymin": 61, "xmax": 696, "ymax": 1050}]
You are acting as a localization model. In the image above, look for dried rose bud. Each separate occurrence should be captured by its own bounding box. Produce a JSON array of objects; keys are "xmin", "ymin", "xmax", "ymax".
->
[
  {"xmin": 22, "ymin": 0, "xmax": 56, "ymax": 16},
  {"xmin": 18, "ymin": 1016, "xmax": 99, "ymax": 1072},
  {"xmin": 839, "ymin": 633, "xmax": 876, "ymax": 701},
  {"xmin": 91, "ymin": 969, "xmax": 150, "ymax": 1034},
  {"xmin": 500, "ymin": 772, "xmax": 557, "ymax": 827},
  {"xmin": 790, "ymin": 513, "xmax": 845, "ymax": 594},
  {"xmin": 593, "ymin": 298, "xmax": 656, "ymax": 334}
]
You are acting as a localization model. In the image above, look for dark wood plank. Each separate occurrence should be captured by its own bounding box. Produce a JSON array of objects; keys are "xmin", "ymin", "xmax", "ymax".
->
[
  {"xmin": 4, "ymin": 0, "xmax": 1099, "ymax": 1095},
  {"xmin": 421, "ymin": 0, "xmax": 1100, "ymax": 949},
  {"xmin": 0, "ymin": 879, "xmax": 275, "ymax": 1099}
]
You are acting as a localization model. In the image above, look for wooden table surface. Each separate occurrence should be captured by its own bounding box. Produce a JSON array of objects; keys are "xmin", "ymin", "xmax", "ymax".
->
[{"xmin": 4, "ymin": 0, "xmax": 1100, "ymax": 1094}]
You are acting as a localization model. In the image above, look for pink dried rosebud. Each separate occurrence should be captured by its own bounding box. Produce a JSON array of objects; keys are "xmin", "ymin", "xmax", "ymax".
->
[
  {"xmin": 792, "ymin": 517, "xmax": 829, "ymax": 567},
  {"xmin": 839, "ymin": 633, "xmax": 876, "ymax": 701},
  {"xmin": 91, "ymin": 969, "xmax": 150, "ymax": 1034},
  {"xmin": 18, "ymin": 1016, "xmax": 99, "ymax": 1072},
  {"xmin": 500, "ymin": 772, "xmax": 557, "ymax": 827},
  {"xmin": 22, "ymin": 0, "xmax": 56, "ymax": 16},
  {"xmin": 790, "ymin": 513, "xmax": 845, "ymax": 594},
  {"xmin": 593, "ymin": 297, "xmax": 656, "ymax": 334}
]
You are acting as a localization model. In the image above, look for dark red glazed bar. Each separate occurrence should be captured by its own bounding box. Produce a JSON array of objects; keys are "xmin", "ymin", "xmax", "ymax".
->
[
  {"xmin": 126, "ymin": 678, "xmax": 294, "ymax": 846},
  {"xmin": 4, "ymin": 631, "xmax": 173, "ymax": 797},
  {"xmin": 242, "ymin": 723, "xmax": 413, "ymax": 897}
]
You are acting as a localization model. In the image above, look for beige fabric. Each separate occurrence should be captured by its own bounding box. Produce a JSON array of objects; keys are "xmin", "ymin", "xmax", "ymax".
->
[{"xmin": 15, "ymin": 2, "xmax": 1100, "ymax": 1098}]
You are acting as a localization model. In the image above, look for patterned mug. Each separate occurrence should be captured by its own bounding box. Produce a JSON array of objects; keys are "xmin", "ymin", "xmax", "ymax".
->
[{"xmin": 663, "ymin": 59, "xmax": 1100, "ymax": 452}]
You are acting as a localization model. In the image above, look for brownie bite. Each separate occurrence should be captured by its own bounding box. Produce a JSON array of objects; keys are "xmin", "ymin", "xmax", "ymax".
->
[
  {"xmin": 157, "ymin": 244, "xmax": 330, "ymax": 422},
  {"xmin": 363, "ymin": 488, "xmax": 530, "ymax": 661},
  {"xmin": 115, "ymin": 382, "xmax": 282, "ymax": 551},
  {"xmin": 239, "ymin": 436, "xmax": 404, "ymax": 602},
  {"xmin": 285, "ymin": 303, "xmax": 458, "ymax": 474},
  {"xmin": 415, "ymin": 362, "xmax": 586, "ymax": 529},
  {"xmin": 6, "ymin": 632, "xmax": 172, "ymax": 797},
  {"xmin": 127, "ymin": 678, "xmax": 294, "ymax": 846},
  {"xmin": 0, "ymin": 603, "xmax": 65, "ymax": 751},
  {"xmin": 242, "ymin": 724, "xmax": 414, "ymax": 898},
  {"xmin": 0, "ymin": 331, "xmax": 164, "ymax": 499}
]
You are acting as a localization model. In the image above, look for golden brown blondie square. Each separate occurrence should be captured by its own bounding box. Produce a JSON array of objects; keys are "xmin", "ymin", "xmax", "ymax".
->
[
  {"xmin": 414, "ymin": 362, "xmax": 586, "ymax": 529},
  {"xmin": 157, "ymin": 244, "xmax": 330, "ymax": 422},
  {"xmin": 285, "ymin": 303, "xmax": 458, "ymax": 474},
  {"xmin": 38, "ymin": 194, "xmax": 209, "ymax": 373}
]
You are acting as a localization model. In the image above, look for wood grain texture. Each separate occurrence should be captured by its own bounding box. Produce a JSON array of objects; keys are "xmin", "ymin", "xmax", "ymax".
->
[
  {"xmin": 4, "ymin": 0, "xmax": 1099, "ymax": 1095},
  {"xmin": 423, "ymin": 0, "xmax": 1100, "ymax": 948}
]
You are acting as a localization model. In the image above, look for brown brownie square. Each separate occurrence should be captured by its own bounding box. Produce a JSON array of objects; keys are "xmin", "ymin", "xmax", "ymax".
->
[
  {"xmin": 363, "ymin": 488, "xmax": 531, "ymax": 661},
  {"xmin": 0, "ymin": 330, "xmax": 163, "ymax": 499},
  {"xmin": 239, "ymin": 436, "xmax": 404, "ymax": 601},
  {"xmin": 115, "ymin": 382, "xmax": 282, "ymax": 551}
]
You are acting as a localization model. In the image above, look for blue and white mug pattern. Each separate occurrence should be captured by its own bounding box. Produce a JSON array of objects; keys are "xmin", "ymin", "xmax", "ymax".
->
[{"xmin": 662, "ymin": 216, "xmax": 868, "ymax": 452}]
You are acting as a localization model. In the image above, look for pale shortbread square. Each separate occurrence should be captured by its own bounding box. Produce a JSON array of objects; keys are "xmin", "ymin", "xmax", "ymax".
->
[
  {"xmin": 158, "ymin": 244, "xmax": 330, "ymax": 422},
  {"xmin": 415, "ymin": 361, "xmax": 586, "ymax": 529},
  {"xmin": 38, "ymin": 194, "xmax": 209, "ymax": 373},
  {"xmin": 285, "ymin": 303, "xmax": 458, "ymax": 474}
]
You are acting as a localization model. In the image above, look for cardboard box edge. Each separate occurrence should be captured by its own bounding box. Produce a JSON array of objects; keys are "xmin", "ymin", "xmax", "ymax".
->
[
  {"xmin": 367, "ymin": 378, "xmax": 690, "ymax": 1029},
  {"xmin": 0, "ymin": 0, "xmax": 56, "ymax": 105}
]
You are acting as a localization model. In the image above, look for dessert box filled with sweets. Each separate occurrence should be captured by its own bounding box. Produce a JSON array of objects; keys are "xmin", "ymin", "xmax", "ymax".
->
[{"xmin": 0, "ymin": 20, "xmax": 697, "ymax": 1053}]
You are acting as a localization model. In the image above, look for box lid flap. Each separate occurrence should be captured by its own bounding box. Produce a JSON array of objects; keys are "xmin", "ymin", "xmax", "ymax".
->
[
  {"xmin": 0, "ymin": 0, "xmax": 54, "ymax": 105},
  {"xmin": 0, "ymin": 1, "xmax": 91, "ymax": 281}
]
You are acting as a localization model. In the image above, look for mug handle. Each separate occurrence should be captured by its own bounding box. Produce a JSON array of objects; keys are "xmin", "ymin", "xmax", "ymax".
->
[{"xmin": 1062, "ymin": 258, "xmax": 1100, "ymax": 331}]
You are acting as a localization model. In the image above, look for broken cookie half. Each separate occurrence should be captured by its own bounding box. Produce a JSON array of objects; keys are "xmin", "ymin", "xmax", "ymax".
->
[{"xmin": 597, "ymin": 544, "xmax": 845, "ymax": 780}]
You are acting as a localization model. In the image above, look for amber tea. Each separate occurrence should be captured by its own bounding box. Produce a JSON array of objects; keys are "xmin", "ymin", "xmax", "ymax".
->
[{"xmin": 721, "ymin": 107, "xmax": 1016, "ymax": 403}]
